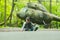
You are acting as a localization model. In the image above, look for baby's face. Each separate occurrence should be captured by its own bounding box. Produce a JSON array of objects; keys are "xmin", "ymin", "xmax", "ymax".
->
[{"xmin": 26, "ymin": 19, "xmax": 30, "ymax": 23}]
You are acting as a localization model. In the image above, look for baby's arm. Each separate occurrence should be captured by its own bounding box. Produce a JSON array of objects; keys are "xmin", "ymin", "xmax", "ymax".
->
[{"xmin": 21, "ymin": 22, "xmax": 26, "ymax": 31}]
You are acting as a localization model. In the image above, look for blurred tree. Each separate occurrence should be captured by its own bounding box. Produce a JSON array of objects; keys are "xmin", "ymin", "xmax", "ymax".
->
[
  {"xmin": 9, "ymin": 0, "xmax": 15, "ymax": 25},
  {"xmin": 38, "ymin": 0, "xmax": 42, "ymax": 4},
  {"xmin": 4, "ymin": 0, "xmax": 6, "ymax": 27},
  {"xmin": 56, "ymin": 0, "xmax": 58, "ymax": 29},
  {"xmin": 50, "ymin": 0, "xmax": 52, "ymax": 13}
]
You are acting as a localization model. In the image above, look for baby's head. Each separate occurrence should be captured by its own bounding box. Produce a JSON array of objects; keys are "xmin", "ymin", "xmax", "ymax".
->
[{"xmin": 26, "ymin": 17, "xmax": 31, "ymax": 23}]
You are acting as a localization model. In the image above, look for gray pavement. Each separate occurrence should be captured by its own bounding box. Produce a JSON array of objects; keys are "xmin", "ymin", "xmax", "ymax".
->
[
  {"xmin": 0, "ymin": 27, "xmax": 60, "ymax": 40},
  {"xmin": 0, "ymin": 31, "xmax": 60, "ymax": 40}
]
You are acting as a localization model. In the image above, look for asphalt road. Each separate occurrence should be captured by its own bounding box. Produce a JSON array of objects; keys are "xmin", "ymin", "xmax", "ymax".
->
[{"xmin": 0, "ymin": 31, "xmax": 60, "ymax": 40}]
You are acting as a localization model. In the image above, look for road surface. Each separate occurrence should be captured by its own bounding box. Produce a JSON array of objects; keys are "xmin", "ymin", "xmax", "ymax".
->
[{"xmin": 0, "ymin": 28, "xmax": 60, "ymax": 40}]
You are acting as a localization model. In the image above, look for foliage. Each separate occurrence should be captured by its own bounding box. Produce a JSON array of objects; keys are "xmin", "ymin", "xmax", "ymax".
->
[{"xmin": 0, "ymin": 0, "xmax": 60, "ymax": 28}]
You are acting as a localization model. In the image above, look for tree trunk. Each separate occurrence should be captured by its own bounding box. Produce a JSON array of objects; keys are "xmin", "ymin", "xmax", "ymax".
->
[
  {"xmin": 4, "ymin": 0, "xmax": 6, "ymax": 27},
  {"xmin": 38, "ymin": 0, "xmax": 42, "ymax": 4},
  {"xmin": 56, "ymin": 0, "xmax": 58, "ymax": 29},
  {"xmin": 9, "ymin": 0, "xmax": 15, "ymax": 25},
  {"xmin": 50, "ymin": 0, "xmax": 52, "ymax": 13}
]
